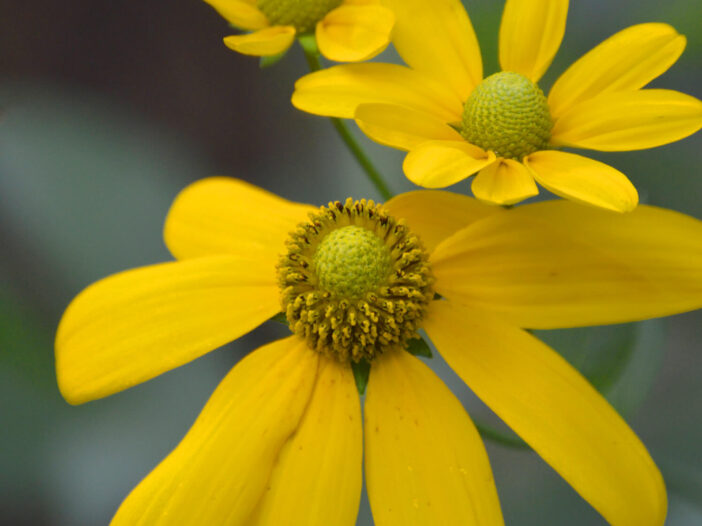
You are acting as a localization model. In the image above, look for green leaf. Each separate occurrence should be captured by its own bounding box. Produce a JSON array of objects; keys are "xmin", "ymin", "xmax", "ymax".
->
[
  {"xmin": 259, "ymin": 51, "xmax": 287, "ymax": 69},
  {"xmin": 406, "ymin": 335, "xmax": 433, "ymax": 358},
  {"xmin": 351, "ymin": 359, "xmax": 371, "ymax": 395}
]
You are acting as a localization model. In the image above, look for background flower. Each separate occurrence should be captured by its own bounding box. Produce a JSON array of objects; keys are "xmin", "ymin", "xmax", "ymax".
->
[
  {"xmin": 293, "ymin": 0, "xmax": 702, "ymax": 210},
  {"xmin": 1, "ymin": 0, "xmax": 701, "ymax": 524}
]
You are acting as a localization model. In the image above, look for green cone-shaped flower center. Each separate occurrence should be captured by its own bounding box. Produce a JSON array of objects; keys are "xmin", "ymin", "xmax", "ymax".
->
[
  {"xmin": 313, "ymin": 225, "xmax": 391, "ymax": 299},
  {"xmin": 257, "ymin": 0, "xmax": 343, "ymax": 33},
  {"xmin": 461, "ymin": 71, "xmax": 552, "ymax": 160},
  {"xmin": 278, "ymin": 199, "xmax": 434, "ymax": 362}
]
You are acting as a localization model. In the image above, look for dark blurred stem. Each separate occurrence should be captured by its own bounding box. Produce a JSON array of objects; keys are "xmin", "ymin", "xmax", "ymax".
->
[
  {"xmin": 475, "ymin": 422, "xmax": 531, "ymax": 450},
  {"xmin": 302, "ymin": 49, "xmax": 393, "ymax": 200}
]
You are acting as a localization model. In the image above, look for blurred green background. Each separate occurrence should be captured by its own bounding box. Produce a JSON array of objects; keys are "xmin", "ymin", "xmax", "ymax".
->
[{"xmin": 1, "ymin": 0, "xmax": 701, "ymax": 524}]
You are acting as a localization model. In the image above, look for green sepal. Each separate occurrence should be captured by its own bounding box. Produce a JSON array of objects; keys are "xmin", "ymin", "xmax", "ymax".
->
[
  {"xmin": 406, "ymin": 335, "xmax": 433, "ymax": 358},
  {"xmin": 259, "ymin": 50, "xmax": 288, "ymax": 69},
  {"xmin": 448, "ymin": 121, "xmax": 463, "ymax": 133},
  {"xmin": 351, "ymin": 359, "xmax": 371, "ymax": 395},
  {"xmin": 270, "ymin": 312, "xmax": 289, "ymax": 325},
  {"xmin": 298, "ymin": 33, "xmax": 319, "ymax": 56}
]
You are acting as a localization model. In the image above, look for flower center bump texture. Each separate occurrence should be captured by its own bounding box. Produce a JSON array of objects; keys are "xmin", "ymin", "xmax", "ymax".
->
[
  {"xmin": 278, "ymin": 199, "xmax": 434, "ymax": 362},
  {"xmin": 257, "ymin": 0, "xmax": 343, "ymax": 33},
  {"xmin": 461, "ymin": 71, "xmax": 553, "ymax": 160}
]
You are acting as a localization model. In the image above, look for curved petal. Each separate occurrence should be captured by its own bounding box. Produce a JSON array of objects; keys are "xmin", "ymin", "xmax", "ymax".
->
[
  {"xmin": 430, "ymin": 202, "xmax": 702, "ymax": 328},
  {"xmin": 55, "ymin": 255, "xmax": 280, "ymax": 404},
  {"xmin": 524, "ymin": 150, "xmax": 638, "ymax": 212},
  {"xmin": 499, "ymin": 0, "xmax": 568, "ymax": 82},
  {"xmin": 111, "ymin": 337, "xmax": 319, "ymax": 526},
  {"xmin": 204, "ymin": 0, "xmax": 269, "ymax": 30},
  {"xmin": 384, "ymin": 190, "xmax": 501, "ymax": 253},
  {"xmin": 355, "ymin": 103, "xmax": 462, "ymax": 151},
  {"xmin": 425, "ymin": 301, "xmax": 666, "ymax": 526},
  {"xmin": 404, "ymin": 140, "xmax": 495, "ymax": 188},
  {"xmin": 292, "ymin": 63, "xmax": 463, "ymax": 121},
  {"xmin": 223, "ymin": 26, "xmax": 296, "ymax": 57},
  {"xmin": 549, "ymin": 23, "xmax": 687, "ymax": 117},
  {"xmin": 249, "ymin": 356, "xmax": 362, "ymax": 526},
  {"xmin": 381, "ymin": 0, "xmax": 482, "ymax": 100},
  {"xmin": 365, "ymin": 349, "xmax": 504, "ymax": 526},
  {"xmin": 164, "ymin": 177, "xmax": 316, "ymax": 260},
  {"xmin": 551, "ymin": 89, "xmax": 702, "ymax": 151},
  {"xmin": 316, "ymin": 4, "xmax": 394, "ymax": 63},
  {"xmin": 471, "ymin": 158, "xmax": 538, "ymax": 205}
]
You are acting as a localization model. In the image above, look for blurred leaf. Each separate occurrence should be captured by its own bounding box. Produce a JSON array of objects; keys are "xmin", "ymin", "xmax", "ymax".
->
[
  {"xmin": 259, "ymin": 50, "xmax": 287, "ymax": 69},
  {"xmin": 534, "ymin": 320, "xmax": 666, "ymax": 417}
]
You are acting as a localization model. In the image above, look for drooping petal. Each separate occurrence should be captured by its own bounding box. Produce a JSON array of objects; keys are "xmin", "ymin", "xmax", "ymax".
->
[
  {"xmin": 549, "ymin": 23, "xmax": 687, "ymax": 117},
  {"xmin": 316, "ymin": 4, "xmax": 394, "ymax": 63},
  {"xmin": 354, "ymin": 103, "xmax": 462, "ymax": 151},
  {"xmin": 499, "ymin": 0, "xmax": 568, "ymax": 82},
  {"xmin": 55, "ymin": 255, "xmax": 280, "ymax": 404},
  {"xmin": 204, "ymin": 0, "xmax": 269, "ymax": 31},
  {"xmin": 524, "ymin": 150, "xmax": 638, "ymax": 212},
  {"xmin": 551, "ymin": 89, "xmax": 702, "ymax": 151},
  {"xmin": 292, "ymin": 63, "xmax": 463, "ymax": 122},
  {"xmin": 384, "ymin": 190, "xmax": 501, "ymax": 253},
  {"xmin": 223, "ymin": 26, "xmax": 296, "ymax": 57},
  {"xmin": 249, "ymin": 355, "xmax": 362, "ymax": 526},
  {"xmin": 430, "ymin": 202, "xmax": 702, "ymax": 329},
  {"xmin": 365, "ymin": 349, "xmax": 504, "ymax": 526},
  {"xmin": 164, "ymin": 177, "xmax": 316, "ymax": 260},
  {"xmin": 381, "ymin": 0, "xmax": 482, "ymax": 100},
  {"xmin": 425, "ymin": 301, "xmax": 667, "ymax": 526},
  {"xmin": 471, "ymin": 158, "xmax": 538, "ymax": 205},
  {"xmin": 111, "ymin": 337, "xmax": 319, "ymax": 526},
  {"xmin": 404, "ymin": 140, "xmax": 495, "ymax": 188}
]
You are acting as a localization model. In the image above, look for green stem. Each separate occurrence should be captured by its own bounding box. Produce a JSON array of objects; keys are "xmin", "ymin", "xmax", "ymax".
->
[{"xmin": 302, "ymin": 48, "xmax": 393, "ymax": 200}]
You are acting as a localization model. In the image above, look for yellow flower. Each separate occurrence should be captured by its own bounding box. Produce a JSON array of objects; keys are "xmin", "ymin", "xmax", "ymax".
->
[
  {"xmin": 292, "ymin": 0, "xmax": 702, "ymax": 211},
  {"xmin": 204, "ymin": 0, "xmax": 395, "ymax": 62},
  {"xmin": 56, "ymin": 178, "xmax": 702, "ymax": 525}
]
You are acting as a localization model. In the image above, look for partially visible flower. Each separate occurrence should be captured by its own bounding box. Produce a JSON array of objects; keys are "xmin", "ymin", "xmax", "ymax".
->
[
  {"xmin": 56, "ymin": 178, "xmax": 702, "ymax": 525},
  {"xmin": 204, "ymin": 0, "xmax": 394, "ymax": 62},
  {"xmin": 293, "ymin": 0, "xmax": 702, "ymax": 211}
]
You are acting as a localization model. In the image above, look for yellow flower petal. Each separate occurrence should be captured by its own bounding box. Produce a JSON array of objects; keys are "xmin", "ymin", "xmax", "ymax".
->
[
  {"xmin": 249, "ymin": 356, "xmax": 362, "ymax": 526},
  {"xmin": 204, "ymin": 0, "xmax": 269, "ymax": 30},
  {"xmin": 551, "ymin": 89, "xmax": 702, "ymax": 151},
  {"xmin": 55, "ymin": 255, "xmax": 280, "ymax": 404},
  {"xmin": 292, "ymin": 63, "xmax": 462, "ymax": 121},
  {"xmin": 381, "ymin": 0, "xmax": 482, "ymax": 100},
  {"xmin": 524, "ymin": 150, "xmax": 638, "ymax": 212},
  {"xmin": 164, "ymin": 177, "xmax": 315, "ymax": 260},
  {"xmin": 499, "ymin": 0, "xmax": 568, "ymax": 82},
  {"xmin": 384, "ymin": 190, "xmax": 501, "ymax": 253},
  {"xmin": 316, "ymin": 4, "xmax": 394, "ymax": 63},
  {"xmin": 365, "ymin": 349, "xmax": 504, "ymax": 526},
  {"xmin": 431, "ymin": 202, "xmax": 702, "ymax": 329},
  {"xmin": 354, "ymin": 103, "xmax": 462, "ymax": 151},
  {"xmin": 549, "ymin": 23, "xmax": 687, "ymax": 117},
  {"xmin": 471, "ymin": 158, "xmax": 538, "ymax": 205},
  {"xmin": 111, "ymin": 337, "xmax": 319, "ymax": 526},
  {"xmin": 425, "ymin": 301, "xmax": 667, "ymax": 526},
  {"xmin": 223, "ymin": 26, "xmax": 296, "ymax": 57},
  {"xmin": 404, "ymin": 140, "xmax": 495, "ymax": 188}
]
